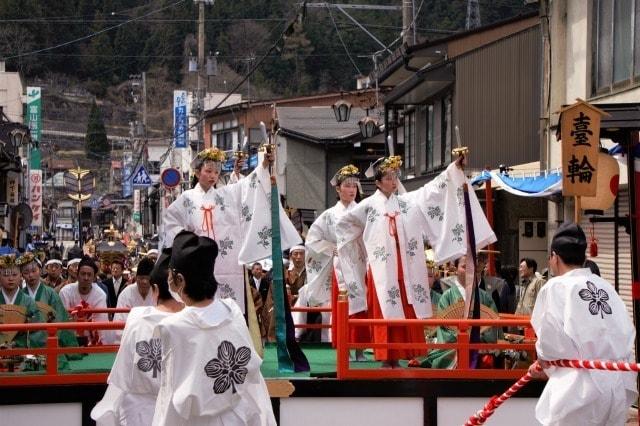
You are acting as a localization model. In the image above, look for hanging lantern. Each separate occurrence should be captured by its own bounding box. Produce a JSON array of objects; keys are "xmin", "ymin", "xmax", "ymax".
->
[
  {"xmin": 581, "ymin": 151, "xmax": 620, "ymax": 212},
  {"xmin": 188, "ymin": 55, "xmax": 198, "ymax": 72},
  {"xmin": 332, "ymin": 99, "xmax": 352, "ymax": 122},
  {"xmin": 589, "ymin": 223, "xmax": 598, "ymax": 257},
  {"xmin": 358, "ymin": 116, "xmax": 380, "ymax": 139}
]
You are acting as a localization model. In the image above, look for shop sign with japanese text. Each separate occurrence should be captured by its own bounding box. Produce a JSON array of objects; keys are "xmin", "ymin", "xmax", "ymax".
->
[
  {"xmin": 560, "ymin": 101, "xmax": 605, "ymax": 196},
  {"xmin": 29, "ymin": 170, "xmax": 43, "ymax": 227}
]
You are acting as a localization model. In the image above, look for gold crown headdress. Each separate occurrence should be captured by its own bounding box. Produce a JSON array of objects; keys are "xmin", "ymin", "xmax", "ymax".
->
[
  {"xmin": 364, "ymin": 156, "xmax": 403, "ymax": 178},
  {"xmin": 16, "ymin": 252, "xmax": 39, "ymax": 268},
  {"xmin": 0, "ymin": 255, "xmax": 18, "ymax": 269},
  {"xmin": 330, "ymin": 164, "xmax": 360, "ymax": 186},
  {"xmin": 196, "ymin": 147, "xmax": 226, "ymax": 163}
]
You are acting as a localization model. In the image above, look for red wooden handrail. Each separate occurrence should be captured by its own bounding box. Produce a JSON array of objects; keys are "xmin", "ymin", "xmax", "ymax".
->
[{"xmin": 335, "ymin": 292, "xmax": 538, "ymax": 380}]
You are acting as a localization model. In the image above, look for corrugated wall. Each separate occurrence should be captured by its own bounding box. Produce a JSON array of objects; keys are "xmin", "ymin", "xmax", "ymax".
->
[
  {"xmin": 581, "ymin": 189, "xmax": 633, "ymax": 319},
  {"xmin": 455, "ymin": 26, "xmax": 542, "ymax": 170}
]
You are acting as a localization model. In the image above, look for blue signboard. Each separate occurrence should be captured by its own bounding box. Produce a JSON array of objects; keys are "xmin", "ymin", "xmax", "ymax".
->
[
  {"xmin": 122, "ymin": 153, "xmax": 133, "ymax": 198},
  {"xmin": 174, "ymin": 90, "xmax": 188, "ymax": 148},
  {"xmin": 221, "ymin": 154, "xmax": 259, "ymax": 172}
]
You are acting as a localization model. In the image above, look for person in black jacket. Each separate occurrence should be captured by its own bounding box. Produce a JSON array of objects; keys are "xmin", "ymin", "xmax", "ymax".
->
[{"xmin": 102, "ymin": 259, "xmax": 127, "ymax": 310}]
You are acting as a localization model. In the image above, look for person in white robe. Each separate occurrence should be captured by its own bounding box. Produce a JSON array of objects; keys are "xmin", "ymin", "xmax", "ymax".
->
[
  {"xmin": 92, "ymin": 249, "xmax": 183, "ymax": 426},
  {"xmin": 305, "ymin": 164, "xmax": 368, "ymax": 358},
  {"xmin": 336, "ymin": 155, "xmax": 495, "ymax": 367},
  {"xmin": 152, "ymin": 231, "xmax": 275, "ymax": 426},
  {"xmin": 160, "ymin": 147, "xmax": 301, "ymax": 314},
  {"xmin": 292, "ymin": 284, "xmax": 331, "ymax": 343},
  {"xmin": 529, "ymin": 223, "xmax": 637, "ymax": 426},
  {"xmin": 59, "ymin": 256, "xmax": 114, "ymax": 344},
  {"xmin": 113, "ymin": 257, "xmax": 157, "ymax": 343}
]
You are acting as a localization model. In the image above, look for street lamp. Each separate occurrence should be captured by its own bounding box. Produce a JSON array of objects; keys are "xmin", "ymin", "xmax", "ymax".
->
[
  {"xmin": 332, "ymin": 99, "xmax": 352, "ymax": 122},
  {"xmin": 358, "ymin": 116, "xmax": 380, "ymax": 139}
]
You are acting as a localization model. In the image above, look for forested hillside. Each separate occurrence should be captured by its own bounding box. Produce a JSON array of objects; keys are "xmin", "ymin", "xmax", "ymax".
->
[{"xmin": 0, "ymin": 0, "xmax": 535, "ymax": 97}]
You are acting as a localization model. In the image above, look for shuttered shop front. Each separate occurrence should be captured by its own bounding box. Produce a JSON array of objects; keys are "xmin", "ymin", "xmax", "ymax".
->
[{"xmin": 580, "ymin": 189, "xmax": 633, "ymax": 318}]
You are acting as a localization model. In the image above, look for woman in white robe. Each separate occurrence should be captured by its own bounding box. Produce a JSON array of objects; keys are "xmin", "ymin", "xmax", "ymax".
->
[
  {"xmin": 336, "ymin": 156, "xmax": 495, "ymax": 367},
  {"xmin": 305, "ymin": 164, "xmax": 368, "ymax": 359},
  {"xmin": 160, "ymin": 147, "xmax": 301, "ymax": 314},
  {"xmin": 92, "ymin": 250, "xmax": 183, "ymax": 426},
  {"xmin": 152, "ymin": 231, "xmax": 275, "ymax": 426}
]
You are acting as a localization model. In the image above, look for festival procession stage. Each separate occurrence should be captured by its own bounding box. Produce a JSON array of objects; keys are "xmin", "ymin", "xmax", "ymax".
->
[{"xmin": 0, "ymin": 304, "xmax": 548, "ymax": 426}]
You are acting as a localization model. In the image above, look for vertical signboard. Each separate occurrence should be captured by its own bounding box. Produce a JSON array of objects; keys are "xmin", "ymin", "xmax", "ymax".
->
[
  {"xmin": 174, "ymin": 90, "xmax": 188, "ymax": 148},
  {"xmin": 122, "ymin": 152, "xmax": 133, "ymax": 198},
  {"xmin": 7, "ymin": 174, "xmax": 19, "ymax": 206},
  {"xmin": 560, "ymin": 100, "xmax": 606, "ymax": 197},
  {"xmin": 26, "ymin": 87, "xmax": 41, "ymax": 143},
  {"xmin": 133, "ymin": 189, "xmax": 141, "ymax": 222},
  {"xmin": 29, "ymin": 170, "xmax": 43, "ymax": 227}
]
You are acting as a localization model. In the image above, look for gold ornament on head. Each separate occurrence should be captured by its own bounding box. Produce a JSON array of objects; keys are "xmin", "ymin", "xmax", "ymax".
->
[
  {"xmin": 16, "ymin": 253, "xmax": 38, "ymax": 267},
  {"xmin": 338, "ymin": 164, "xmax": 359, "ymax": 178},
  {"xmin": 379, "ymin": 155, "xmax": 403, "ymax": 173},
  {"xmin": 197, "ymin": 147, "xmax": 226, "ymax": 163},
  {"xmin": 0, "ymin": 255, "xmax": 18, "ymax": 270}
]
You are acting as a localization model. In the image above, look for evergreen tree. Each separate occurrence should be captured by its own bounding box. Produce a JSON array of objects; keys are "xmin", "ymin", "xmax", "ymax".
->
[{"xmin": 85, "ymin": 101, "xmax": 109, "ymax": 160}]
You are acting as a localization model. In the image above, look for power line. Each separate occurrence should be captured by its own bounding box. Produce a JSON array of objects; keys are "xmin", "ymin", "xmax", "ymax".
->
[
  {"xmin": 1, "ymin": 0, "xmax": 187, "ymax": 61},
  {"xmin": 326, "ymin": 4, "xmax": 362, "ymax": 75}
]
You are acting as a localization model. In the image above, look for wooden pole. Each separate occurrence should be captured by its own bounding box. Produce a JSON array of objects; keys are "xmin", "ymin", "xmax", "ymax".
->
[
  {"xmin": 484, "ymin": 171, "xmax": 495, "ymax": 276},
  {"xmin": 574, "ymin": 196, "xmax": 581, "ymax": 224}
]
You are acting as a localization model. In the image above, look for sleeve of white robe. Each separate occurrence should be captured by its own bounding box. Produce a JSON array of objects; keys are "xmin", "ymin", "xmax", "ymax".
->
[
  {"xmin": 403, "ymin": 162, "xmax": 496, "ymax": 264},
  {"xmin": 160, "ymin": 192, "xmax": 193, "ymax": 250},
  {"xmin": 335, "ymin": 207, "xmax": 368, "ymax": 315},
  {"xmin": 304, "ymin": 211, "xmax": 335, "ymax": 306},
  {"xmin": 237, "ymin": 164, "xmax": 302, "ymax": 264}
]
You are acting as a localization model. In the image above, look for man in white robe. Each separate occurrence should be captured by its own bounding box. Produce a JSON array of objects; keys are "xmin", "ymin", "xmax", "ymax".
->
[
  {"xmin": 530, "ymin": 223, "xmax": 637, "ymax": 426},
  {"xmin": 336, "ymin": 156, "xmax": 495, "ymax": 364},
  {"xmin": 161, "ymin": 147, "xmax": 301, "ymax": 313},
  {"xmin": 113, "ymin": 258, "xmax": 156, "ymax": 343},
  {"xmin": 59, "ymin": 256, "xmax": 114, "ymax": 344}
]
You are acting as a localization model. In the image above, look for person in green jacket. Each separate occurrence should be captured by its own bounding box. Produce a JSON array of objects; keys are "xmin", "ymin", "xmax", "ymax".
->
[
  {"xmin": 17, "ymin": 253, "xmax": 80, "ymax": 362},
  {"xmin": 0, "ymin": 255, "xmax": 45, "ymax": 348},
  {"xmin": 414, "ymin": 255, "xmax": 502, "ymax": 369}
]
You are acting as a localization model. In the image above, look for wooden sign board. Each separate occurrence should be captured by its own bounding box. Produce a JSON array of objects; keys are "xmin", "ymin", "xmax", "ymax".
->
[{"xmin": 560, "ymin": 100, "xmax": 606, "ymax": 197}]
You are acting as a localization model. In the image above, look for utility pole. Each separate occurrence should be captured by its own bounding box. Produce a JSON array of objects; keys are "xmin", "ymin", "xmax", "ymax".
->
[
  {"xmin": 466, "ymin": 0, "xmax": 481, "ymax": 30},
  {"xmin": 196, "ymin": 0, "xmax": 212, "ymax": 154},
  {"xmin": 402, "ymin": 0, "xmax": 415, "ymax": 45}
]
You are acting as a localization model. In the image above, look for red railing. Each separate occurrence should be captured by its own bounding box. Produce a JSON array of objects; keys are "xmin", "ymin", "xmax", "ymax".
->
[
  {"xmin": 335, "ymin": 292, "xmax": 537, "ymax": 380},
  {"xmin": 290, "ymin": 305, "xmax": 332, "ymax": 330}
]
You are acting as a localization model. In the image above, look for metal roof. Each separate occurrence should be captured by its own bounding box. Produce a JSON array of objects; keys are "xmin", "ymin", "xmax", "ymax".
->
[{"xmin": 276, "ymin": 106, "xmax": 380, "ymax": 143}]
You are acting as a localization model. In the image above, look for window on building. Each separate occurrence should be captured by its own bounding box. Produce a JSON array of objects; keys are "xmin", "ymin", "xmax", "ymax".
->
[
  {"xmin": 404, "ymin": 109, "xmax": 416, "ymax": 173},
  {"xmin": 593, "ymin": 0, "xmax": 640, "ymax": 95}
]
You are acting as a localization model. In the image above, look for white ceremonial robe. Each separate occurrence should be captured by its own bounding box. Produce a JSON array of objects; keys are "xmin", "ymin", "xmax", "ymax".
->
[
  {"xmin": 152, "ymin": 298, "xmax": 276, "ymax": 426},
  {"xmin": 531, "ymin": 268, "xmax": 637, "ymax": 426},
  {"xmin": 292, "ymin": 284, "xmax": 331, "ymax": 342},
  {"xmin": 161, "ymin": 165, "xmax": 301, "ymax": 313},
  {"xmin": 336, "ymin": 162, "xmax": 496, "ymax": 319},
  {"xmin": 113, "ymin": 285, "xmax": 156, "ymax": 342},
  {"xmin": 59, "ymin": 282, "xmax": 115, "ymax": 344},
  {"xmin": 305, "ymin": 200, "xmax": 367, "ymax": 315},
  {"xmin": 92, "ymin": 306, "xmax": 172, "ymax": 426}
]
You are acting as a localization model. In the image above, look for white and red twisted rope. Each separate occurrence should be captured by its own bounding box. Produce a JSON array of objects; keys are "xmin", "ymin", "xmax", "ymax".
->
[{"xmin": 464, "ymin": 359, "xmax": 640, "ymax": 425}]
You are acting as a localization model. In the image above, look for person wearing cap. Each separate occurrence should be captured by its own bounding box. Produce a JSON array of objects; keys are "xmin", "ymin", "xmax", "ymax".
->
[
  {"xmin": 528, "ymin": 222, "xmax": 636, "ymax": 426},
  {"xmin": 92, "ymin": 249, "xmax": 182, "ymax": 426},
  {"xmin": 113, "ymin": 257, "xmax": 156, "ymax": 325},
  {"xmin": 44, "ymin": 258, "xmax": 64, "ymax": 289},
  {"xmin": 160, "ymin": 146, "xmax": 301, "ymax": 315},
  {"xmin": 304, "ymin": 164, "xmax": 369, "ymax": 357},
  {"xmin": 17, "ymin": 253, "xmax": 79, "ymax": 353},
  {"xmin": 151, "ymin": 231, "xmax": 275, "ymax": 425},
  {"xmin": 146, "ymin": 248, "xmax": 159, "ymax": 262},
  {"xmin": 59, "ymin": 255, "xmax": 113, "ymax": 344},
  {"xmin": 335, "ymin": 155, "xmax": 495, "ymax": 368},
  {"xmin": 0, "ymin": 255, "xmax": 45, "ymax": 348}
]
